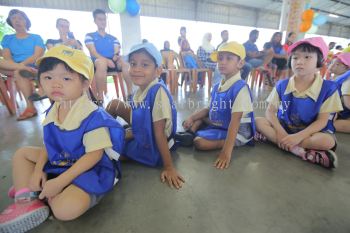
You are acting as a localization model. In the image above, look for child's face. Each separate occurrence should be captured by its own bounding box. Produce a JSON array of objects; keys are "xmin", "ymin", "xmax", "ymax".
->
[
  {"xmin": 217, "ymin": 52, "xmax": 244, "ymax": 78},
  {"xmin": 329, "ymin": 59, "xmax": 348, "ymax": 75},
  {"xmin": 291, "ymin": 50, "xmax": 318, "ymax": 77},
  {"xmin": 40, "ymin": 63, "xmax": 89, "ymax": 103},
  {"xmin": 129, "ymin": 51, "xmax": 162, "ymax": 89},
  {"xmin": 94, "ymin": 13, "xmax": 106, "ymax": 30}
]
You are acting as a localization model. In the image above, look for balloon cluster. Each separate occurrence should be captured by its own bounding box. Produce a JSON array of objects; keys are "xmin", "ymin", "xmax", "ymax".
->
[
  {"xmin": 108, "ymin": 0, "xmax": 141, "ymax": 16},
  {"xmin": 299, "ymin": 4, "xmax": 327, "ymax": 34}
]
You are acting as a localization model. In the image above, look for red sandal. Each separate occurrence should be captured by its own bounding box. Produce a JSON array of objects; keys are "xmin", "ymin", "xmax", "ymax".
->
[{"xmin": 17, "ymin": 108, "xmax": 37, "ymax": 121}]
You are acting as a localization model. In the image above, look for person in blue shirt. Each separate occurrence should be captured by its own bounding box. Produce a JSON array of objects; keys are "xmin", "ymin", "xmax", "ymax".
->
[
  {"xmin": 0, "ymin": 45, "xmax": 124, "ymax": 232},
  {"xmin": 85, "ymin": 9, "xmax": 128, "ymax": 103},
  {"xmin": 1, "ymin": 9, "xmax": 45, "ymax": 120}
]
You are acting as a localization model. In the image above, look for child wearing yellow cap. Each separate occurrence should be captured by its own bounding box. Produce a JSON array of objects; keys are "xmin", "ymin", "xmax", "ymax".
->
[
  {"xmin": 178, "ymin": 41, "xmax": 256, "ymax": 169},
  {"xmin": 0, "ymin": 45, "xmax": 124, "ymax": 232}
]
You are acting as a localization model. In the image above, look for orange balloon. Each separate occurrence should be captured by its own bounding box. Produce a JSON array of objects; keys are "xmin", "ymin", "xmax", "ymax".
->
[
  {"xmin": 302, "ymin": 9, "xmax": 314, "ymax": 21},
  {"xmin": 299, "ymin": 21, "xmax": 312, "ymax": 32}
]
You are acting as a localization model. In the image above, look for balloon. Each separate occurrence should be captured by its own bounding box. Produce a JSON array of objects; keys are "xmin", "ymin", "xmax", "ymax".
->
[
  {"xmin": 126, "ymin": 0, "xmax": 141, "ymax": 16},
  {"xmin": 302, "ymin": 9, "xmax": 314, "ymax": 21},
  {"xmin": 313, "ymin": 14, "xmax": 327, "ymax": 26},
  {"xmin": 307, "ymin": 24, "xmax": 318, "ymax": 34},
  {"xmin": 299, "ymin": 21, "xmax": 312, "ymax": 32},
  {"xmin": 304, "ymin": 3, "xmax": 311, "ymax": 10},
  {"xmin": 108, "ymin": 0, "xmax": 126, "ymax": 14}
]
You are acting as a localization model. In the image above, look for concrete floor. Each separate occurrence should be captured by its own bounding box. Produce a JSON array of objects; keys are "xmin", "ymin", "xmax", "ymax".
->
[{"xmin": 1, "ymin": 84, "xmax": 350, "ymax": 233}]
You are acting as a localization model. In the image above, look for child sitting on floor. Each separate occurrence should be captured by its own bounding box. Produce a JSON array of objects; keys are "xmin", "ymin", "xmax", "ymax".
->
[
  {"xmin": 255, "ymin": 37, "xmax": 343, "ymax": 169},
  {"xmin": 177, "ymin": 41, "xmax": 255, "ymax": 169},
  {"xmin": 0, "ymin": 45, "xmax": 124, "ymax": 232},
  {"xmin": 329, "ymin": 53, "xmax": 350, "ymax": 133},
  {"xmin": 106, "ymin": 42, "xmax": 184, "ymax": 189}
]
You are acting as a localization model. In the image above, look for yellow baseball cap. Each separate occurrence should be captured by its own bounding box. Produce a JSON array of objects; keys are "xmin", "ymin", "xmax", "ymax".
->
[
  {"xmin": 210, "ymin": 41, "xmax": 246, "ymax": 62},
  {"xmin": 36, "ymin": 45, "xmax": 94, "ymax": 82}
]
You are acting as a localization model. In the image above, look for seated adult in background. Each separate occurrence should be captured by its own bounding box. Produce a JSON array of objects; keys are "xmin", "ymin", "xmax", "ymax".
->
[
  {"xmin": 161, "ymin": 41, "xmax": 178, "ymax": 69},
  {"xmin": 177, "ymin": 26, "xmax": 187, "ymax": 48},
  {"xmin": 263, "ymin": 32, "xmax": 288, "ymax": 80},
  {"xmin": 282, "ymin": 31, "xmax": 296, "ymax": 52},
  {"xmin": 197, "ymin": 33, "xmax": 216, "ymax": 71},
  {"xmin": 85, "ymin": 9, "xmax": 124, "ymax": 103},
  {"xmin": 1, "ymin": 9, "xmax": 45, "ymax": 120},
  {"xmin": 216, "ymin": 30, "xmax": 228, "ymax": 50},
  {"xmin": 243, "ymin": 29, "xmax": 274, "ymax": 71},
  {"xmin": 46, "ymin": 18, "xmax": 82, "ymax": 50}
]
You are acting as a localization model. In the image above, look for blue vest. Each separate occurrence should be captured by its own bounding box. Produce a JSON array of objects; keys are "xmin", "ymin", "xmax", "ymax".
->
[
  {"xmin": 335, "ymin": 70, "xmax": 350, "ymax": 119},
  {"xmin": 43, "ymin": 107, "xmax": 124, "ymax": 195},
  {"xmin": 196, "ymin": 79, "xmax": 256, "ymax": 144},
  {"xmin": 125, "ymin": 81, "xmax": 177, "ymax": 167},
  {"xmin": 276, "ymin": 79, "xmax": 337, "ymax": 134}
]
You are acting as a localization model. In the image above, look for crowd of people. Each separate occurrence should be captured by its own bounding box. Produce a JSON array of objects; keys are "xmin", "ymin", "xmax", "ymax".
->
[{"xmin": 0, "ymin": 7, "xmax": 350, "ymax": 233}]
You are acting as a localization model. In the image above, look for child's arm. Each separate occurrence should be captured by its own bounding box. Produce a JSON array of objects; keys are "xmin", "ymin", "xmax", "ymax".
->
[
  {"xmin": 183, "ymin": 108, "xmax": 209, "ymax": 130},
  {"xmin": 39, "ymin": 149, "xmax": 104, "ymax": 199},
  {"xmin": 280, "ymin": 112, "xmax": 330, "ymax": 151},
  {"xmin": 214, "ymin": 112, "xmax": 242, "ymax": 169},
  {"xmin": 265, "ymin": 103, "xmax": 289, "ymax": 147},
  {"xmin": 29, "ymin": 148, "xmax": 48, "ymax": 191},
  {"xmin": 153, "ymin": 119, "xmax": 184, "ymax": 189}
]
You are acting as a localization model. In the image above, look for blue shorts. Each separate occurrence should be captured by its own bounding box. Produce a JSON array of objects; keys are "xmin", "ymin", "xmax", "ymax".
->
[{"xmin": 246, "ymin": 58, "xmax": 263, "ymax": 68}]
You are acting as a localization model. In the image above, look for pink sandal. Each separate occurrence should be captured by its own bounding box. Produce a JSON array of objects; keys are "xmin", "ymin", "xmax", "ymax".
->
[{"xmin": 17, "ymin": 107, "xmax": 37, "ymax": 121}]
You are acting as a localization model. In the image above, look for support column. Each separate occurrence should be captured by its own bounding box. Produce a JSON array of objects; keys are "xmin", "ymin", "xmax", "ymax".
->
[{"xmin": 119, "ymin": 13, "xmax": 141, "ymax": 54}]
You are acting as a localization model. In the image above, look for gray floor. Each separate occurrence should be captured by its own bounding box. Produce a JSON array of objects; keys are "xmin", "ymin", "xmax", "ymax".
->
[{"xmin": 1, "ymin": 84, "xmax": 350, "ymax": 233}]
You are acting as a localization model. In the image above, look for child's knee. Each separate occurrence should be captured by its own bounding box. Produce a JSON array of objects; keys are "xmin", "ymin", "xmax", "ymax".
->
[{"xmin": 50, "ymin": 197, "xmax": 90, "ymax": 221}]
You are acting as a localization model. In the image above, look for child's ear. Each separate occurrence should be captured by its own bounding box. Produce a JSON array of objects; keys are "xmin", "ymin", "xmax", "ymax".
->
[
  {"xmin": 155, "ymin": 66, "xmax": 163, "ymax": 77},
  {"xmin": 83, "ymin": 79, "xmax": 90, "ymax": 90},
  {"xmin": 237, "ymin": 59, "xmax": 245, "ymax": 69}
]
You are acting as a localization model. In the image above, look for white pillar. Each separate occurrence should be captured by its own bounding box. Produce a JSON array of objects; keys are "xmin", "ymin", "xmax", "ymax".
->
[
  {"xmin": 119, "ymin": 12, "xmax": 141, "ymax": 55},
  {"xmin": 279, "ymin": 0, "xmax": 290, "ymax": 32}
]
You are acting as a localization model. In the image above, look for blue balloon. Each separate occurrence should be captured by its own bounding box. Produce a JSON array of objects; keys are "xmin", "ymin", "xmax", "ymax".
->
[
  {"xmin": 126, "ymin": 0, "xmax": 140, "ymax": 16},
  {"xmin": 304, "ymin": 3, "xmax": 311, "ymax": 10},
  {"xmin": 313, "ymin": 14, "xmax": 327, "ymax": 26}
]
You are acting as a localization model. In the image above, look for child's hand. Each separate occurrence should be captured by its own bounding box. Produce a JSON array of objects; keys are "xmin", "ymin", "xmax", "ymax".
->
[
  {"xmin": 276, "ymin": 130, "xmax": 288, "ymax": 149},
  {"xmin": 29, "ymin": 170, "xmax": 47, "ymax": 192},
  {"xmin": 39, "ymin": 178, "xmax": 65, "ymax": 199},
  {"xmin": 107, "ymin": 59, "xmax": 116, "ymax": 68},
  {"xmin": 182, "ymin": 118, "xmax": 194, "ymax": 130},
  {"xmin": 161, "ymin": 167, "xmax": 185, "ymax": 189},
  {"xmin": 214, "ymin": 151, "xmax": 232, "ymax": 169},
  {"xmin": 280, "ymin": 134, "xmax": 303, "ymax": 151}
]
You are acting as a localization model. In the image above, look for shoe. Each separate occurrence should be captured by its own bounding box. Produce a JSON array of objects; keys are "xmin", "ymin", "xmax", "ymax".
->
[
  {"xmin": 0, "ymin": 200, "xmax": 49, "ymax": 233},
  {"xmin": 304, "ymin": 149, "xmax": 338, "ymax": 169},
  {"xmin": 8, "ymin": 186, "xmax": 15, "ymax": 199},
  {"xmin": 17, "ymin": 108, "xmax": 37, "ymax": 121},
  {"xmin": 175, "ymin": 131, "xmax": 195, "ymax": 147},
  {"xmin": 28, "ymin": 93, "xmax": 48, "ymax": 102}
]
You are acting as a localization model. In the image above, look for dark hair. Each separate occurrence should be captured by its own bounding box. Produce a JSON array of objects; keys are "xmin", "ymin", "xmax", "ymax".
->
[
  {"xmin": 180, "ymin": 26, "xmax": 186, "ymax": 32},
  {"xmin": 56, "ymin": 18, "xmax": 69, "ymax": 27},
  {"xmin": 288, "ymin": 43, "xmax": 324, "ymax": 68},
  {"xmin": 270, "ymin": 32, "xmax": 282, "ymax": 43},
  {"xmin": 249, "ymin": 29, "xmax": 259, "ymax": 38},
  {"xmin": 335, "ymin": 45, "xmax": 343, "ymax": 50},
  {"xmin": 93, "ymin": 9, "xmax": 106, "ymax": 19},
  {"xmin": 6, "ymin": 9, "xmax": 31, "ymax": 30},
  {"xmin": 38, "ymin": 57, "xmax": 85, "ymax": 82},
  {"xmin": 129, "ymin": 48, "xmax": 158, "ymax": 67},
  {"xmin": 221, "ymin": 30, "xmax": 228, "ymax": 36}
]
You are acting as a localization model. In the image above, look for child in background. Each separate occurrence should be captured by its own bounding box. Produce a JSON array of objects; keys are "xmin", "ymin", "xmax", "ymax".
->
[
  {"xmin": 255, "ymin": 37, "xmax": 343, "ymax": 169},
  {"xmin": 177, "ymin": 41, "xmax": 255, "ymax": 169},
  {"xmin": 106, "ymin": 42, "xmax": 184, "ymax": 189},
  {"xmin": 0, "ymin": 45, "xmax": 124, "ymax": 232},
  {"xmin": 329, "ymin": 53, "xmax": 350, "ymax": 133}
]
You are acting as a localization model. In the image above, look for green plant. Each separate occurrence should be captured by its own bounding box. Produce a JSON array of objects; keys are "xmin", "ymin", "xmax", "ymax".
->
[{"xmin": 0, "ymin": 15, "xmax": 14, "ymax": 43}]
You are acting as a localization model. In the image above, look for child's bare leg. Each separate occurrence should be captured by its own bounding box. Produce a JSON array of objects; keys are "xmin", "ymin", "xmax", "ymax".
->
[
  {"xmin": 49, "ymin": 184, "xmax": 91, "ymax": 221},
  {"xmin": 255, "ymin": 117, "xmax": 278, "ymax": 143},
  {"xmin": 12, "ymin": 146, "xmax": 43, "ymax": 191},
  {"xmin": 193, "ymin": 137, "xmax": 225, "ymax": 150},
  {"xmin": 300, "ymin": 132, "xmax": 336, "ymax": 151},
  {"xmin": 334, "ymin": 119, "xmax": 350, "ymax": 133},
  {"xmin": 105, "ymin": 99, "xmax": 131, "ymax": 124}
]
